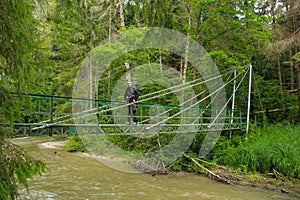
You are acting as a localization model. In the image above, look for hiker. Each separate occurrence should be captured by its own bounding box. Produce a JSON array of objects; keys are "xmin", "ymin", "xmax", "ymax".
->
[{"xmin": 124, "ymin": 80, "xmax": 139, "ymax": 125}]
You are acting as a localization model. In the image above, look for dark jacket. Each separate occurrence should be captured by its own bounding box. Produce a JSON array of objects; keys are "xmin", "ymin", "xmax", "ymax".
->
[{"xmin": 124, "ymin": 85, "xmax": 138, "ymax": 102}]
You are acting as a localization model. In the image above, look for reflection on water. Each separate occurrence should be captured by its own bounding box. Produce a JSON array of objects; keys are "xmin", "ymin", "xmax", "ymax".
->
[{"xmin": 12, "ymin": 137, "xmax": 298, "ymax": 200}]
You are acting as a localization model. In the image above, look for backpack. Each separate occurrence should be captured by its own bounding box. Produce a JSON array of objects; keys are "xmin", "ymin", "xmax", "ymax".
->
[{"xmin": 132, "ymin": 84, "xmax": 140, "ymax": 101}]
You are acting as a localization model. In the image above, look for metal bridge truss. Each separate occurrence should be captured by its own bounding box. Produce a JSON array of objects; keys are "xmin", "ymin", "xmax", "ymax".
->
[{"xmin": 10, "ymin": 120, "xmax": 245, "ymax": 137}]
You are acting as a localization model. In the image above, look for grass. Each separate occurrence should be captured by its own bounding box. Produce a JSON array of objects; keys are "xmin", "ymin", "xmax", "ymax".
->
[{"xmin": 214, "ymin": 125, "xmax": 300, "ymax": 179}]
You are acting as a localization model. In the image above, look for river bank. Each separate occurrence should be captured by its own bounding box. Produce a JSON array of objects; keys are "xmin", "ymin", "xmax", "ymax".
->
[{"xmin": 211, "ymin": 164, "xmax": 300, "ymax": 195}]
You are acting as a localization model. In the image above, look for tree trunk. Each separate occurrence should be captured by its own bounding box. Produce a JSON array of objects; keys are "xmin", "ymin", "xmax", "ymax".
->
[
  {"xmin": 89, "ymin": 53, "xmax": 93, "ymax": 109},
  {"xmin": 88, "ymin": 32, "xmax": 94, "ymax": 109},
  {"xmin": 119, "ymin": 0, "xmax": 125, "ymax": 28},
  {"xmin": 270, "ymin": 0, "xmax": 276, "ymax": 25},
  {"xmin": 180, "ymin": 57, "xmax": 183, "ymax": 80},
  {"xmin": 125, "ymin": 62, "xmax": 131, "ymax": 82},
  {"xmin": 297, "ymin": 64, "xmax": 300, "ymax": 120},
  {"xmin": 119, "ymin": 0, "xmax": 129, "ymax": 84},
  {"xmin": 109, "ymin": 4, "xmax": 112, "ymax": 42},
  {"xmin": 160, "ymin": 51, "xmax": 163, "ymax": 76},
  {"xmin": 290, "ymin": 49, "xmax": 294, "ymax": 90},
  {"xmin": 89, "ymin": 7, "xmax": 94, "ymax": 108},
  {"xmin": 182, "ymin": 17, "xmax": 191, "ymax": 84},
  {"xmin": 277, "ymin": 61, "xmax": 284, "ymax": 96}
]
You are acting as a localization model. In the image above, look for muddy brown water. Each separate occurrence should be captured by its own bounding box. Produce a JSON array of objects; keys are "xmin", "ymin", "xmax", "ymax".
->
[{"xmin": 11, "ymin": 136, "xmax": 299, "ymax": 200}]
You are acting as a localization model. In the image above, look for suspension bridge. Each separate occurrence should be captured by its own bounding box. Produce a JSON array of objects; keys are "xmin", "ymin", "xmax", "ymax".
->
[{"xmin": 7, "ymin": 65, "xmax": 257, "ymax": 137}]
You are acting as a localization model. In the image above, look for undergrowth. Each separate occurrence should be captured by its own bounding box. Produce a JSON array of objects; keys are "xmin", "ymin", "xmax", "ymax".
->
[
  {"xmin": 64, "ymin": 125, "xmax": 300, "ymax": 180},
  {"xmin": 65, "ymin": 136, "xmax": 86, "ymax": 152},
  {"xmin": 212, "ymin": 125, "xmax": 300, "ymax": 179}
]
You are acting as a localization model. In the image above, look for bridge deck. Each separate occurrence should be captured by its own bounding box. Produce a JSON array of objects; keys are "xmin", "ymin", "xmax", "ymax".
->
[{"xmin": 8, "ymin": 122, "xmax": 245, "ymax": 136}]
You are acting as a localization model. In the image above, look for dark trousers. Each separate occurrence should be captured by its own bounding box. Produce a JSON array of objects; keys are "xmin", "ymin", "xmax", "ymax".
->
[{"xmin": 128, "ymin": 103, "xmax": 137, "ymax": 123}]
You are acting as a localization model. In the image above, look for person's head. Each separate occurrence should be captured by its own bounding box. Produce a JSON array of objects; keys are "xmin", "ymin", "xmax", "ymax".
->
[{"xmin": 126, "ymin": 80, "xmax": 132, "ymax": 87}]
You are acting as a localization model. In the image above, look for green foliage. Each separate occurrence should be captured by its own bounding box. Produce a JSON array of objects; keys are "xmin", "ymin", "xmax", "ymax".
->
[
  {"xmin": 49, "ymin": 0, "xmax": 112, "ymax": 96},
  {"xmin": 0, "ymin": 1, "xmax": 48, "ymax": 199},
  {"xmin": 106, "ymin": 133, "xmax": 176, "ymax": 153},
  {"xmin": 178, "ymin": 127, "xmax": 299, "ymax": 179},
  {"xmin": 293, "ymin": 51, "xmax": 300, "ymax": 62},
  {"xmin": 213, "ymin": 125, "xmax": 300, "ymax": 179},
  {"xmin": 0, "ymin": 140, "xmax": 46, "ymax": 200},
  {"xmin": 65, "ymin": 136, "xmax": 87, "ymax": 152},
  {"xmin": 64, "ymin": 133, "xmax": 177, "ymax": 158},
  {"xmin": 171, "ymin": 156, "xmax": 196, "ymax": 172}
]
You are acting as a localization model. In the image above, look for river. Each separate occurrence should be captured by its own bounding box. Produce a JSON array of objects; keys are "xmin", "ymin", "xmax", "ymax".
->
[{"xmin": 11, "ymin": 136, "xmax": 298, "ymax": 200}]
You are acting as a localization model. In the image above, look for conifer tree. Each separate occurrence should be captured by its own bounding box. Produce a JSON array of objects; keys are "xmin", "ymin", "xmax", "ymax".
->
[{"xmin": 0, "ymin": 1, "xmax": 46, "ymax": 199}]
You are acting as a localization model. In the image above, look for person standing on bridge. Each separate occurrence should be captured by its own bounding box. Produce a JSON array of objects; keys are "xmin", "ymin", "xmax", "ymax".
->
[{"xmin": 124, "ymin": 80, "xmax": 139, "ymax": 125}]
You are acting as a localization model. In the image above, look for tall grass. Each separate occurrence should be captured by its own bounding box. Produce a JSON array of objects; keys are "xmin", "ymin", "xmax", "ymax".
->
[{"xmin": 215, "ymin": 125, "xmax": 300, "ymax": 179}]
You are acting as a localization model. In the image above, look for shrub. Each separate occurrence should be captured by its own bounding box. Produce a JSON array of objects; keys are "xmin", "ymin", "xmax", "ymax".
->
[{"xmin": 65, "ymin": 136, "xmax": 87, "ymax": 152}]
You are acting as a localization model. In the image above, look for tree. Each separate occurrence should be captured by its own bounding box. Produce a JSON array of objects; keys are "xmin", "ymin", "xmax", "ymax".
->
[
  {"xmin": 265, "ymin": 0, "xmax": 300, "ymax": 119},
  {"xmin": 49, "ymin": 0, "xmax": 114, "ymax": 97},
  {"xmin": 0, "ymin": 0, "xmax": 46, "ymax": 199}
]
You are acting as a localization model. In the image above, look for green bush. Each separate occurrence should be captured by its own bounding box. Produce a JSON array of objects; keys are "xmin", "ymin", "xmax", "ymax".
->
[{"xmin": 65, "ymin": 136, "xmax": 87, "ymax": 152}]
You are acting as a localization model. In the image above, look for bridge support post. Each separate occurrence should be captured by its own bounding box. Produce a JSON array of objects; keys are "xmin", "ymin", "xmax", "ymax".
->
[
  {"xmin": 50, "ymin": 96, "xmax": 53, "ymax": 136},
  {"xmin": 230, "ymin": 69, "xmax": 236, "ymax": 138},
  {"xmin": 246, "ymin": 64, "xmax": 252, "ymax": 135}
]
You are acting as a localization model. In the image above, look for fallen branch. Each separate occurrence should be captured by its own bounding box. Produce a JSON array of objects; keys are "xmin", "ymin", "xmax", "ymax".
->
[
  {"xmin": 193, "ymin": 157, "xmax": 228, "ymax": 170},
  {"xmin": 273, "ymin": 169, "xmax": 287, "ymax": 181},
  {"xmin": 183, "ymin": 153, "xmax": 231, "ymax": 184}
]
